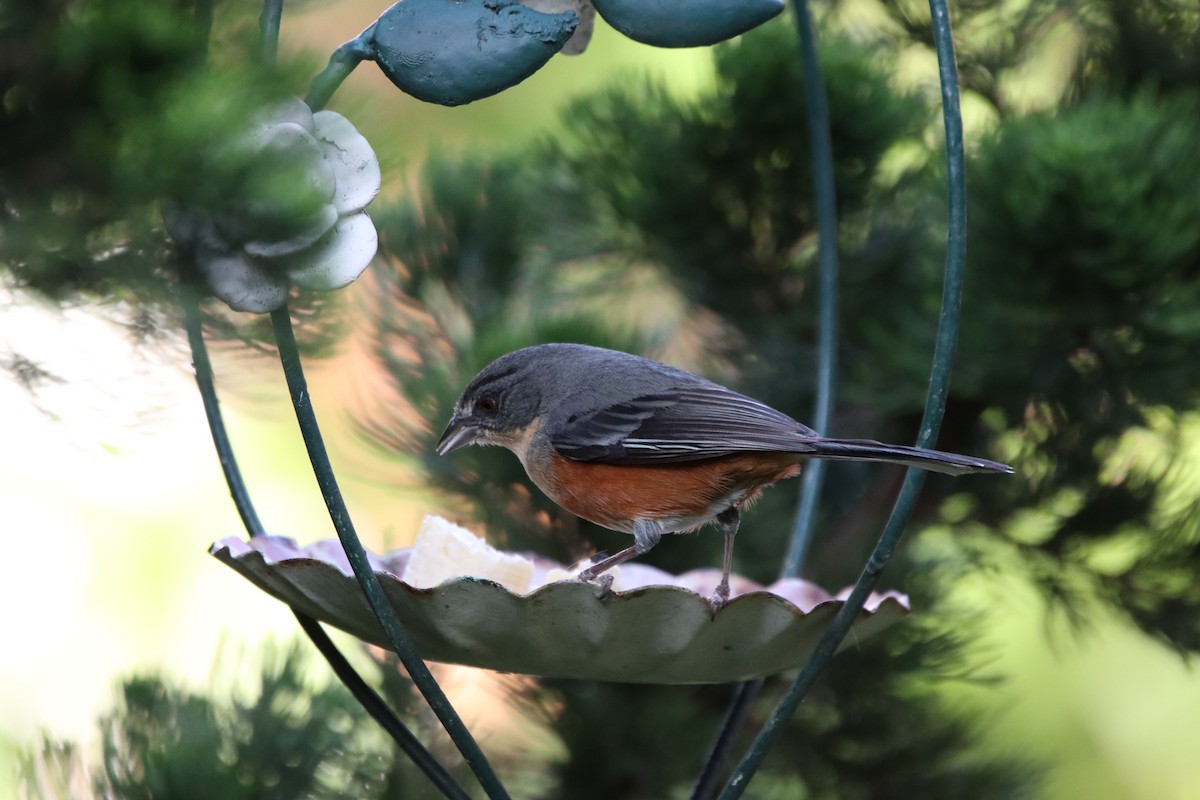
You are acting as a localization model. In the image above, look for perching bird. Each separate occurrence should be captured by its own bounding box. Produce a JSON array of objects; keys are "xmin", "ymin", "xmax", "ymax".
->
[{"xmin": 437, "ymin": 344, "xmax": 1012, "ymax": 606}]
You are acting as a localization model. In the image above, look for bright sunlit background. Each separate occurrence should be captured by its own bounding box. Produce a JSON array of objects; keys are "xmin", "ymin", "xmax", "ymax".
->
[{"xmin": 3, "ymin": 2, "xmax": 1200, "ymax": 798}]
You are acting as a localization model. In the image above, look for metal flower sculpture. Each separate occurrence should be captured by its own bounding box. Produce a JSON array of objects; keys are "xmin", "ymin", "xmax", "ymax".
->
[{"xmin": 167, "ymin": 98, "xmax": 381, "ymax": 312}]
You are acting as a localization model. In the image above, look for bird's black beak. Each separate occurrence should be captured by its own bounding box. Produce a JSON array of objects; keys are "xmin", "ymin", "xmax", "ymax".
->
[{"xmin": 436, "ymin": 416, "xmax": 479, "ymax": 455}]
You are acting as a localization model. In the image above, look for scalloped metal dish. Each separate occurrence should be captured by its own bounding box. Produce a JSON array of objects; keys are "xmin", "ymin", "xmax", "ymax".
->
[{"xmin": 211, "ymin": 535, "xmax": 910, "ymax": 684}]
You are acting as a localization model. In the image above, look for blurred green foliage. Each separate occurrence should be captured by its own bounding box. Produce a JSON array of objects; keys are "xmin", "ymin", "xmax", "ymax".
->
[
  {"xmin": 959, "ymin": 89, "xmax": 1200, "ymax": 648},
  {"xmin": 19, "ymin": 644, "xmax": 503, "ymax": 800},
  {"xmin": 1, "ymin": 0, "xmax": 291, "ymax": 297}
]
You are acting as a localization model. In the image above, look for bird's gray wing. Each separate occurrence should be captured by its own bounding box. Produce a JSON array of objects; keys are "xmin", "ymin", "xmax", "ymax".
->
[
  {"xmin": 551, "ymin": 384, "xmax": 817, "ymax": 464},
  {"xmin": 550, "ymin": 384, "xmax": 1013, "ymax": 475}
]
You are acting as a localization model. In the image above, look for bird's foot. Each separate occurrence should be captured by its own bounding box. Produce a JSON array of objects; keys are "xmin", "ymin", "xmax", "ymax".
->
[
  {"xmin": 708, "ymin": 580, "xmax": 731, "ymax": 612},
  {"xmin": 587, "ymin": 572, "xmax": 615, "ymax": 597},
  {"xmin": 575, "ymin": 555, "xmax": 615, "ymax": 597}
]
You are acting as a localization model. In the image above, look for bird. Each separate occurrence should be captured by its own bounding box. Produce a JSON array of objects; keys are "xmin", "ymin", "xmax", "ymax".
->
[{"xmin": 437, "ymin": 343, "xmax": 1012, "ymax": 607}]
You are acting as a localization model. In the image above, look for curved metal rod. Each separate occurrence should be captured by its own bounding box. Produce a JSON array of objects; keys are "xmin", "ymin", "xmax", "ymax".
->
[
  {"xmin": 689, "ymin": 680, "xmax": 763, "ymax": 800},
  {"xmin": 269, "ymin": 305, "xmax": 512, "ymax": 800},
  {"xmin": 259, "ymin": 0, "xmax": 283, "ymax": 62},
  {"xmin": 182, "ymin": 294, "xmax": 468, "ymax": 799},
  {"xmin": 716, "ymin": 0, "xmax": 970, "ymax": 795},
  {"xmin": 291, "ymin": 615, "xmax": 471, "ymax": 800},
  {"xmin": 782, "ymin": 0, "xmax": 840, "ymax": 579},
  {"xmin": 694, "ymin": 1, "xmax": 843, "ymax": 794},
  {"xmin": 184, "ymin": 297, "xmax": 267, "ymax": 539},
  {"xmin": 306, "ymin": 37, "xmax": 372, "ymax": 112}
]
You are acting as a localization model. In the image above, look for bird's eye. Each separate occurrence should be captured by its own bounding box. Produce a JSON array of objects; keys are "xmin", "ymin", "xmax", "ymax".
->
[{"xmin": 475, "ymin": 396, "xmax": 498, "ymax": 414}]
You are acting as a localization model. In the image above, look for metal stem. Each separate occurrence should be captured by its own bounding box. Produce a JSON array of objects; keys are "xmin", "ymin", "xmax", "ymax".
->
[
  {"xmin": 782, "ymin": 0, "xmax": 841, "ymax": 579},
  {"xmin": 716, "ymin": 0, "xmax": 969, "ymax": 794},
  {"xmin": 695, "ymin": 1, "xmax": 844, "ymax": 792},
  {"xmin": 689, "ymin": 680, "xmax": 763, "ymax": 800},
  {"xmin": 270, "ymin": 305, "xmax": 512, "ymax": 800},
  {"xmin": 306, "ymin": 37, "xmax": 372, "ymax": 111},
  {"xmin": 182, "ymin": 294, "xmax": 467, "ymax": 798},
  {"xmin": 259, "ymin": 0, "xmax": 284, "ymax": 63},
  {"xmin": 183, "ymin": 294, "xmax": 266, "ymax": 537}
]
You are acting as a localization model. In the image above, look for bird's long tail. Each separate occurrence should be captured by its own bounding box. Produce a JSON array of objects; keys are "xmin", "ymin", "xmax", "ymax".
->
[{"xmin": 805, "ymin": 438, "xmax": 1012, "ymax": 476}]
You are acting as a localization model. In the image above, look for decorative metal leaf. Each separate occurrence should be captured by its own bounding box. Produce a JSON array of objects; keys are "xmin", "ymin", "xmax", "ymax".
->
[
  {"xmin": 591, "ymin": 0, "xmax": 784, "ymax": 48},
  {"xmin": 364, "ymin": 0, "xmax": 578, "ymax": 106}
]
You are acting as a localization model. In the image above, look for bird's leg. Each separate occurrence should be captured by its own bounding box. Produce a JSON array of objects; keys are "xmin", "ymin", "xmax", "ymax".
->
[
  {"xmin": 711, "ymin": 507, "xmax": 741, "ymax": 609},
  {"xmin": 576, "ymin": 518, "xmax": 663, "ymax": 590}
]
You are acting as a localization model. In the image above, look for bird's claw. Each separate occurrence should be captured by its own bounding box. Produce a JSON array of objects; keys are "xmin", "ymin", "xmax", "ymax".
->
[
  {"xmin": 573, "ymin": 555, "xmax": 616, "ymax": 597},
  {"xmin": 572, "ymin": 568, "xmax": 614, "ymax": 597},
  {"xmin": 587, "ymin": 572, "xmax": 615, "ymax": 597},
  {"xmin": 709, "ymin": 582, "xmax": 730, "ymax": 612}
]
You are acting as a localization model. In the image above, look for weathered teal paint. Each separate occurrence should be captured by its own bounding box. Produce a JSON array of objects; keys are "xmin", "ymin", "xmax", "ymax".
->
[
  {"xmin": 592, "ymin": 0, "xmax": 784, "ymax": 48},
  {"xmin": 365, "ymin": 0, "xmax": 578, "ymax": 106}
]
